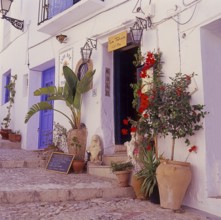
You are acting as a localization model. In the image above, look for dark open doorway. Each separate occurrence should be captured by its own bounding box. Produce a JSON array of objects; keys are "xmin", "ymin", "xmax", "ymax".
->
[{"xmin": 114, "ymin": 46, "xmax": 138, "ymax": 145}]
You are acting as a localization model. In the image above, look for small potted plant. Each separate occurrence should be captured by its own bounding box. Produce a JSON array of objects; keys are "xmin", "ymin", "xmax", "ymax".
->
[
  {"xmin": 71, "ymin": 136, "xmax": 85, "ymax": 173},
  {"xmin": 110, "ymin": 161, "xmax": 133, "ymax": 187},
  {"xmin": 0, "ymin": 74, "xmax": 17, "ymax": 139},
  {"xmin": 8, "ymin": 130, "xmax": 22, "ymax": 142}
]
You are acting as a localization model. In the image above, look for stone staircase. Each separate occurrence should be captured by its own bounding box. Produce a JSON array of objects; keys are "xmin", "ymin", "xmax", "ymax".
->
[
  {"xmin": 0, "ymin": 138, "xmax": 46, "ymax": 169},
  {"xmin": 0, "ymin": 139, "xmax": 135, "ymax": 204},
  {"xmin": 0, "ymin": 138, "xmax": 21, "ymax": 149},
  {"xmin": 87, "ymin": 145, "xmax": 129, "ymax": 179}
]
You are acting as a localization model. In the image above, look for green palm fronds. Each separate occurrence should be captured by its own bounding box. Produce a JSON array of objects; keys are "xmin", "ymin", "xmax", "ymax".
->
[{"xmin": 25, "ymin": 66, "xmax": 95, "ymax": 129}]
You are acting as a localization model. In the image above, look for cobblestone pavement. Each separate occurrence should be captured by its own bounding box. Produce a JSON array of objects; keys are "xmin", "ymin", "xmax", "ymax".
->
[
  {"xmin": 0, "ymin": 197, "xmax": 219, "ymax": 220},
  {"xmin": 0, "ymin": 147, "xmax": 220, "ymax": 220},
  {"xmin": 0, "ymin": 149, "xmax": 41, "ymax": 161},
  {"xmin": 0, "ymin": 168, "xmax": 116, "ymax": 189}
]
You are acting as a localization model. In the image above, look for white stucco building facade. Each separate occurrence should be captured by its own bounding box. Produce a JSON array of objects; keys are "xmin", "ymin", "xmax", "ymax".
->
[{"xmin": 0, "ymin": 0, "xmax": 221, "ymax": 217}]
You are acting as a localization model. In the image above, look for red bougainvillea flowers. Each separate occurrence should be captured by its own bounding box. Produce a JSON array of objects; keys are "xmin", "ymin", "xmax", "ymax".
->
[
  {"xmin": 121, "ymin": 128, "xmax": 128, "ymax": 135},
  {"xmin": 185, "ymin": 145, "xmax": 197, "ymax": 161},
  {"xmin": 123, "ymin": 119, "xmax": 129, "ymax": 125},
  {"xmin": 189, "ymin": 145, "xmax": 197, "ymax": 153}
]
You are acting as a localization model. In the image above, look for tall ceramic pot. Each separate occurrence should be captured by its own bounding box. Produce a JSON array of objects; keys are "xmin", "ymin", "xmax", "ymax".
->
[
  {"xmin": 131, "ymin": 174, "xmax": 145, "ymax": 200},
  {"xmin": 156, "ymin": 160, "xmax": 192, "ymax": 210},
  {"xmin": 67, "ymin": 127, "xmax": 87, "ymax": 159}
]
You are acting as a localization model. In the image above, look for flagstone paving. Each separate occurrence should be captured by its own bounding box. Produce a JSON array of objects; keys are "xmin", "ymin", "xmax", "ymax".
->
[{"xmin": 0, "ymin": 198, "xmax": 219, "ymax": 220}]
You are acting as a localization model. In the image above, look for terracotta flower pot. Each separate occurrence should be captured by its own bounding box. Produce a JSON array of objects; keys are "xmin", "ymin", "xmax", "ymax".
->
[
  {"xmin": 156, "ymin": 160, "xmax": 192, "ymax": 210},
  {"xmin": 114, "ymin": 170, "xmax": 131, "ymax": 187},
  {"xmin": 0, "ymin": 129, "xmax": 12, "ymax": 140},
  {"xmin": 72, "ymin": 160, "xmax": 85, "ymax": 174},
  {"xmin": 8, "ymin": 133, "xmax": 21, "ymax": 142}
]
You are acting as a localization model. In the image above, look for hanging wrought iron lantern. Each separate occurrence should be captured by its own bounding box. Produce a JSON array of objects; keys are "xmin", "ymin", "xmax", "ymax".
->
[
  {"xmin": 0, "ymin": 0, "xmax": 24, "ymax": 31},
  {"xmin": 0, "ymin": 0, "xmax": 12, "ymax": 16},
  {"xmin": 81, "ymin": 41, "xmax": 93, "ymax": 63},
  {"xmin": 80, "ymin": 38, "xmax": 97, "ymax": 63},
  {"xmin": 130, "ymin": 21, "xmax": 143, "ymax": 45}
]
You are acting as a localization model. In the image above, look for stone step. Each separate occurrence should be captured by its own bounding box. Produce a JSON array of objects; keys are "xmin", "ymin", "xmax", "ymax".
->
[
  {"xmin": 114, "ymin": 144, "xmax": 127, "ymax": 153},
  {"xmin": 102, "ymin": 153, "xmax": 128, "ymax": 166},
  {"xmin": 87, "ymin": 162, "xmax": 117, "ymax": 179},
  {"xmin": 0, "ymin": 159, "xmax": 46, "ymax": 168},
  {"xmin": 0, "ymin": 168, "xmax": 135, "ymax": 204},
  {"xmin": 88, "ymin": 153, "xmax": 129, "ymax": 179},
  {"xmin": 0, "ymin": 149, "xmax": 47, "ymax": 169},
  {"xmin": 0, "ymin": 139, "xmax": 21, "ymax": 149}
]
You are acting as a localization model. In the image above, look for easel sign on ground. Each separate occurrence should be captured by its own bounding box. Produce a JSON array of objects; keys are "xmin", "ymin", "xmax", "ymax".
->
[{"xmin": 46, "ymin": 152, "xmax": 74, "ymax": 174}]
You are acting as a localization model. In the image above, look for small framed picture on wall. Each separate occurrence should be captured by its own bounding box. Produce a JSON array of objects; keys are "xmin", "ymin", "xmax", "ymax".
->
[
  {"xmin": 105, "ymin": 68, "xmax": 111, "ymax": 97},
  {"xmin": 59, "ymin": 48, "xmax": 73, "ymax": 86}
]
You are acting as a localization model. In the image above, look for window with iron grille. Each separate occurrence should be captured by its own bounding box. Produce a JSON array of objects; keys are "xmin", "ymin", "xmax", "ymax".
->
[
  {"xmin": 48, "ymin": 0, "xmax": 74, "ymax": 19},
  {"xmin": 38, "ymin": 0, "xmax": 80, "ymax": 24},
  {"xmin": 38, "ymin": 0, "xmax": 104, "ymax": 25}
]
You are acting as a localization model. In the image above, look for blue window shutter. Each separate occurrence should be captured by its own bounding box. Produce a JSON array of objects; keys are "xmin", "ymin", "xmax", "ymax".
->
[
  {"xmin": 67, "ymin": 0, "xmax": 75, "ymax": 7},
  {"xmin": 4, "ymin": 73, "xmax": 11, "ymax": 103},
  {"xmin": 48, "ymin": 0, "xmax": 74, "ymax": 18}
]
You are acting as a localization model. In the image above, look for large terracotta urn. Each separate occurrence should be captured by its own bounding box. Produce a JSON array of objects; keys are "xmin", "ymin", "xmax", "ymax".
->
[{"xmin": 156, "ymin": 160, "xmax": 192, "ymax": 210}]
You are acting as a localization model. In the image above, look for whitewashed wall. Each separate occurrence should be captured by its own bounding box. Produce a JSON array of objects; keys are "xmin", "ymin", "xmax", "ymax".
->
[{"xmin": 1, "ymin": 0, "xmax": 221, "ymax": 217}]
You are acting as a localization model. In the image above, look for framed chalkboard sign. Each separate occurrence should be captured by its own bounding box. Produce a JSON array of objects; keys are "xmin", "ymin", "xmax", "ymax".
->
[{"xmin": 46, "ymin": 152, "xmax": 74, "ymax": 174}]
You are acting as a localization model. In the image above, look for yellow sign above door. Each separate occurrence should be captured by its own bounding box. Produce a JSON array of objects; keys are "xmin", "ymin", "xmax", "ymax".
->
[{"xmin": 108, "ymin": 31, "xmax": 127, "ymax": 52}]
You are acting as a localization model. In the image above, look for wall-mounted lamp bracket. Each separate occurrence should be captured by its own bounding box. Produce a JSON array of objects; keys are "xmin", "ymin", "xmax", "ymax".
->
[
  {"xmin": 2, "ymin": 15, "xmax": 24, "ymax": 31},
  {"xmin": 136, "ymin": 17, "xmax": 147, "ymax": 30},
  {"xmin": 87, "ymin": 38, "xmax": 97, "ymax": 49}
]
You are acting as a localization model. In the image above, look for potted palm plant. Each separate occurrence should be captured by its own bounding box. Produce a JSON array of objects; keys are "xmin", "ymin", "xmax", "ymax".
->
[
  {"xmin": 135, "ymin": 144, "xmax": 160, "ymax": 204},
  {"xmin": 156, "ymin": 72, "xmax": 208, "ymax": 210},
  {"xmin": 25, "ymin": 65, "xmax": 95, "ymax": 159}
]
